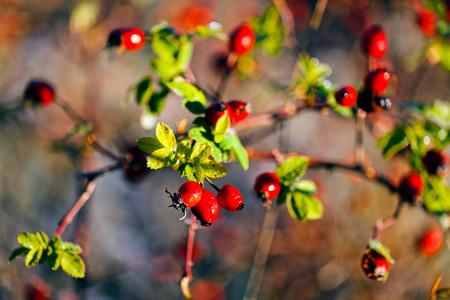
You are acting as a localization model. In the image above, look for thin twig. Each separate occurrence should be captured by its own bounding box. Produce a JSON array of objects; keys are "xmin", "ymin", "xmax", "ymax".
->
[
  {"xmin": 205, "ymin": 177, "xmax": 221, "ymax": 192},
  {"xmin": 355, "ymin": 109, "xmax": 366, "ymax": 166},
  {"xmin": 180, "ymin": 216, "xmax": 198, "ymax": 299},
  {"xmin": 75, "ymin": 162, "xmax": 124, "ymax": 181},
  {"xmin": 54, "ymin": 180, "xmax": 97, "ymax": 237}
]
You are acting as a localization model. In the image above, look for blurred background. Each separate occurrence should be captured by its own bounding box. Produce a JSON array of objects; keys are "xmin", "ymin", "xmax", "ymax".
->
[{"xmin": 0, "ymin": 0, "xmax": 450, "ymax": 299}]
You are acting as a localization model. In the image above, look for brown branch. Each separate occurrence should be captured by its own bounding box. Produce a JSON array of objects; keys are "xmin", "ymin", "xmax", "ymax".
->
[{"xmin": 54, "ymin": 180, "xmax": 97, "ymax": 237}]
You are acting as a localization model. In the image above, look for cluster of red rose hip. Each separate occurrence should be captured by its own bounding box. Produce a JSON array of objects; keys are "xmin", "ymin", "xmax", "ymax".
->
[{"xmin": 416, "ymin": 0, "xmax": 450, "ymax": 37}]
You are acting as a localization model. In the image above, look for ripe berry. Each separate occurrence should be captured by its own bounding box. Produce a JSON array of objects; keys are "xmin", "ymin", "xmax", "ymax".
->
[
  {"xmin": 124, "ymin": 145, "xmax": 150, "ymax": 183},
  {"xmin": 361, "ymin": 249, "xmax": 390, "ymax": 281},
  {"xmin": 357, "ymin": 88, "xmax": 391, "ymax": 113},
  {"xmin": 230, "ymin": 24, "xmax": 256, "ymax": 56},
  {"xmin": 228, "ymin": 100, "xmax": 252, "ymax": 123},
  {"xmin": 217, "ymin": 184, "xmax": 245, "ymax": 212},
  {"xmin": 191, "ymin": 190, "xmax": 220, "ymax": 226},
  {"xmin": 254, "ymin": 172, "xmax": 281, "ymax": 201},
  {"xmin": 361, "ymin": 25, "xmax": 388, "ymax": 59},
  {"xmin": 364, "ymin": 68, "xmax": 391, "ymax": 93},
  {"xmin": 422, "ymin": 150, "xmax": 449, "ymax": 177},
  {"xmin": 107, "ymin": 27, "xmax": 145, "ymax": 51},
  {"xmin": 205, "ymin": 101, "xmax": 232, "ymax": 127},
  {"xmin": 178, "ymin": 181, "xmax": 203, "ymax": 208},
  {"xmin": 334, "ymin": 86, "xmax": 358, "ymax": 107},
  {"xmin": 420, "ymin": 227, "xmax": 444, "ymax": 257},
  {"xmin": 166, "ymin": 181, "xmax": 203, "ymax": 220},
  {"xmin": 417, "ymin": 10, "xmax": 437, "ymax": 36},
  {"xmin": 398, "ymin": 173, "xmax": 424, "ymax": 204},
  {"xmin": 23, "ymin": 79, "xmax": 55, "ymax": 107}
]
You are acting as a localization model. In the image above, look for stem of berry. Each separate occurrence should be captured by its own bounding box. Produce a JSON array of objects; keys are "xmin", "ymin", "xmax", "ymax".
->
[
  {"xmin": 372, "ymin": 201, "xmax": 402, "ymax": 239},
  {"xmin": 243, "ymin": 207, "xmax": 279, "ymax": 300},
  {"xmin": 54, "ymin": 180, "xmax": 97, "ymax": 237},
  {"xmin": 355, "ymin": 109, "xmax": 366, "ymax": 167},
  {"xmin": 180, "ymin": 216, "xmax": 197, "ymax": 299},
  {"xmin": 205, "ymin": 177, "xmax": 221, "ymax": 193}
]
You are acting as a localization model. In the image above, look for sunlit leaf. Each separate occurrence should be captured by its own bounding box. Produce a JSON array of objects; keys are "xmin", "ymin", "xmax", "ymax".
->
[
  {"xmin": 156, "ymin": 122, "xmax": 176, "ymax": 150},
  {"xmin": 61, "ymin": 252, "xmax": 85, "ymax": 278},
  {"xmin": 275, "ymin": 156, "xmax": 309, "ymax": 185}
]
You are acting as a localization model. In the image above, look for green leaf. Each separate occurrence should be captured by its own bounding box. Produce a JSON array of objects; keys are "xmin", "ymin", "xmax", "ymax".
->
[
  {"xmin": 189, "ymin": 127, "xmax": 224, "ymax": 162},
  {"xmin": 61, "ymin": 252, "xmax": 85, "ymax": 278},
  {"xmin": 36, "ymin": 231, "xmax": 49, "ymax": 247},
  {"xmin": 367, "ymin": 238, "xmax": 395, "ymax": 264},
  {"xmin": 250, "ymin": 4, "xmax": 285, "ymax": 55},
  {"xmin": 47, "ymin": 250, "xmax": 62, "ymax": 270},
  {"xmin": 176, "ymin": 140, "xmax": 192, "ymax": 160},
  {"xmin": 62, "ymin": 242, "xmax": 83, "ymax": 254},
  {"xmin": 135, "ymin": 77, "xmax": 153, "ymax": 105},
  {"xmin": 165, "ymin": 81, "xmax": 206, "ymax": 114},
  {"xmin": 184, "ymin": 101, "xmax": 207, "ymax": 115},
  {"xmin": 424, "ymin": 99, "xmax": 450, "ymax": 128},
  {"xmin": 191, "ymin": 143, "xmax": 212, "ymax": 162},
  {"xmin": 405, "ymin": 124, "xmax": 429, "ymax": 156},
  {"xmin": 156, "ymin": 122, "xmax": 176, "ymax": 150},
  {"xmin": 436, "ymin": 288, "xmax": 450, "ymax": 298},
  {"xmin": 275, "ymin": 156, "xmax": 309, "ymax": 185},
  {"xmin": 150, "ymin": 58, "xmax": 178, "ymax": 81},
  {"xmin": 137, "ymin": 137, "xmax": 164, "ymax": 154},
  {"xmin": 194, "ymin": 23, "xmax": 227, "ymax": 40},
  {"xmin": 423, "ymin": 177, "xmax": 450, "ymax": 214},
  {"xmin": 200, "ymin": 160, "xmax": 228, "ymax": 178},
  {"xmin": 219, "ymin": 133, "xmax": 249, "ymax": 170},
  {"xmin": 276, "ymin": 184, "xmax": 291, "ymax": 205},
  {"xmin": 147, "ymin": 148, "xmax": 175, "ymax": 169},
  {"xmin": 176, "ymin": 36, "xmax": 193, "ymax": 72},
  {"xmin": 213, "ymin": 114, "xmax": 231, "ymax": 143},
  {"xmin": 151, "ymin": 30, "xmax": 179, "ymax": 59},
  {"xmin": 9, "ymin": 247, "xmax": 29, "ymax": 261},
  {"xmin": 25, "ymin": 248, "xmax": 43, "ymax": 268},
  {"xmin": 48, "ymin": 236, "xmax": 62, "ymax": 249},
  {"xmin": 327, "ymin": 93, "xmax": 354, "ymax": 118},
  {"xmin": 17, "ymin": 233, "xmax": 40, "ymax": 249},
  {"xmin": 295, "ymin": 180, "xmax": 317, "ymax": 194},
  {"xmin": 148, "ymin": 83, "xmax": 169, "ymax": 114},
  {"xmin": 287, "ymin": 192, "xmax": 323, "ymax": 222},
  {"xmin": 184, "ymin": 163, "xmax": 205, "ymax": 183},
  {"xmin": 377, "ymin": 126, "xmax": 409, "ymax": 160}
]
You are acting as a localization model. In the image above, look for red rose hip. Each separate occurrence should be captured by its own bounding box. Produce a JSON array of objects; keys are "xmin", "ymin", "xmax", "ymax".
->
[
  {"xmin": 364, "ymin": 68, "xmax": 391, "ymax": 93},
  {"xmin": 230, "ymin": 24, "xmax": 255, "ymax": 56},
  {"xmin": 335, "ymin": 86, "xmax": 358, "ymax": 107},
  {"xmin": 192, "ymin": 190, "xmax": 219, "ymax": 226},
  {"xmin": 420, "ymin": 227, "xmax": 443, "ymax": 257},
  {"xmin": 361, "ymin": 25, "xmax": 388, "ymax": 59},
  {"xmin": 361, "ymin": 249, "xmax": 390, "ymax": 281},
  {"xmin": 422, "ymin": 150, "xmax": 448, "ymax": 177},
  {"xmin": 417, "ymin": 10, "xmax": 437, "ymax": 36},
  {"xmin": 107, "ymin": 27, "xmax": 145, "ymax": 51},
  {"xmin": 24, "ymin": 79, "xmax": 55, "ymax": 107},
  {"xmin": 217, "ymin": 184, "xmax": 245, "ymax": 212},
  {"xmin": 254, "ymin": 172, "xmax": 281, "ymax": 201},
  {"xmin": 205, "ymin": 101, "xmax": 232, "ymax": 127},
  {"xmin": 398, "ymin": 173, "xmax": 424, "ymax": 203},
  {"xmin": 227, "ymin": 100, "xmax": 251, "ymax": 123},
  {"xmin": 178, "ymin": 181, "xmax": 203, "ymax": 208}
]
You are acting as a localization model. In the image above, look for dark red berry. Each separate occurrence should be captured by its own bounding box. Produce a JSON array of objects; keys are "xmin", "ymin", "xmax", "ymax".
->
[
  {"xmin": 361, "ymin": 25, "xmax": 388, "ymax": 59},
  {"xmin": 205, "ymin": 101, "xmax": 232, "ymax": 127},
  {"xmin": 230, "ymin": 24, "xmax": 255, "ymax": 56},
  {"xmin": 254, "ymin": 172, "xmax": 281, "ymax": 201},
  {"xmin": 417, "ymin": 10, "xmax": 437, "ymax": 36},
  {"xmin": 361, "ymin": 249, "xmax": 390, "ymax": 281},
  {"xmin": 124, "ymin": 145, "xmax": 150, "ymax": 183},
  {"xmin": 228, "ymin": 100, "xmax": 251, "ymax": 123},
  {"xmin": 398, "ymin": 173, "xmax": 424, "ymax": 203},
  {"xmin": 364, "ymin": 68, "xmax": 391, "ymax": 93},
  {"xmin": 23, "ymin": 79, "xmax": 55, "ymax": 107},
  {"xmin": 217, "ymin": 184, "xmax": 245, "ymax": 212},
  {"xmin": 107, "ymin": 27, "xmax": 145, "ymax": 51},
  {"xmin": 420, "ymin": 227, "xmax": 443, "ymax": 257},
  {"xmin": 335, "ymin": 86, "xmax": 358, "ymax": 107},
  {"xmin": 357, "ymin": 88, "xmax": 391, "ymax": 113},
  {"xmin": 422, "ymin": 150, "xmax": 449, "ymax": 177},
  {"xmin": 178, "ymin": 181, "xmax": 203, "ymax": 208},
  {"xmin": 191, "ymin": 190, "xmax": 220, "ymax": 226}
]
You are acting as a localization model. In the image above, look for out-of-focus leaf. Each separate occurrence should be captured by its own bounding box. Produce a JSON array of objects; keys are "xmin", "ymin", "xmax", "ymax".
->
[
  {"xmin": 295, "ymin": 180, "xmax": 317, "ymax": 194},
  {"xmin": 275, "ymin": 156, "xmax": 309, "ymax": 185},
  {"xmin": 423, "ymin": 177, "xmax": 450, "ymax": 214},
  {"xmin": 287, "ymin": 191, "xmax": 322, "ymax": 221},
  {"xmin": 367, "ymin": 238, "xmax": 395, "ymax": 264},
  {"xmin": 135, "ymin": 77, "xmax": 153, "ymax": 105},
  {"xmin": 276, "ymin": 184, "xmax": 291, "ymax": 205},
  {"xmin": 8, "ymin": 247, "xmax": 29, "ymax": 262},
  {"xmin": 377, "ymin": 126, "xmax": 409, "ymax": 159}
]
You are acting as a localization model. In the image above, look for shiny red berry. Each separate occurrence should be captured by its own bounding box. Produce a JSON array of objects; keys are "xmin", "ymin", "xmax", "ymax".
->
[
  {"xmin": 205, "ymin": 101, "xmax": 232, "ymax": 127},
  {"xmin": 361, "ymin": 249, "xmax": 390, "ymax": 281},
  {"xmin": 124, "ymin": 145, "xmax": 150, "ymax": 183},
  {"xmin": 364, "ymin": 68, "xmax": 391, "ymax": 93},
  {"xmin": 107, "ymin": 27, "xmax": 145, "ymax": 51},
  {"xmin": 335, "ymin": 86, "xmax": 358, "ymax": 107},
  {"xmin": 178, "ymin": 181, "xmax": 203, "ymax": 208},
  {"xmin": 23, "ymin": 79, "xmax": 55, "ymax": 107},
  {"xmin": 228, "ymin": 100, "xmax": 252, "ymax": 123},
  {"xmin": 217, "ymin": 184, "xmax": 245, "ymax": 212},
  {"xmin": 417, "ymin": 10, "xmax": 437, "ymax": 36},
  {"xmin": 254, "ymin": 172, "xmax": 281, "ymax": 201},
  {"xmin": 361, "ymin": 25, "xmax": 388, "ymax": 59},
  {"xmin": 422, "ymin": 150, "xmax": 449, "ymax": 177},
  {"xmin": 191, "ymin": 190, "xmax": 220, "ymax": 226},
  {"xmin": 230, "ymin": 24, "xmax": 255, "ymax": 56},
  {"xmin": 398, "ymin": 173, "xmax": 424, "ymax": 203},
  {"xmin": 420, "ymin": 227, "xmax": 443, "ymax": 257}
]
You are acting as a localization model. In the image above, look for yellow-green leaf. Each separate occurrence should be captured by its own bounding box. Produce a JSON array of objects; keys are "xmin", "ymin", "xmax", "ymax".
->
[
  {"xmin": 61, "ymin": 252, "xmax": 85, "ymax": 278},
  {"xmin": 147, "ymin": 148, "xmax": 175, "ymax": 169},
  {"xmin": 156, "ymin": 122, "xmax": 176, "ymax": 150}
]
